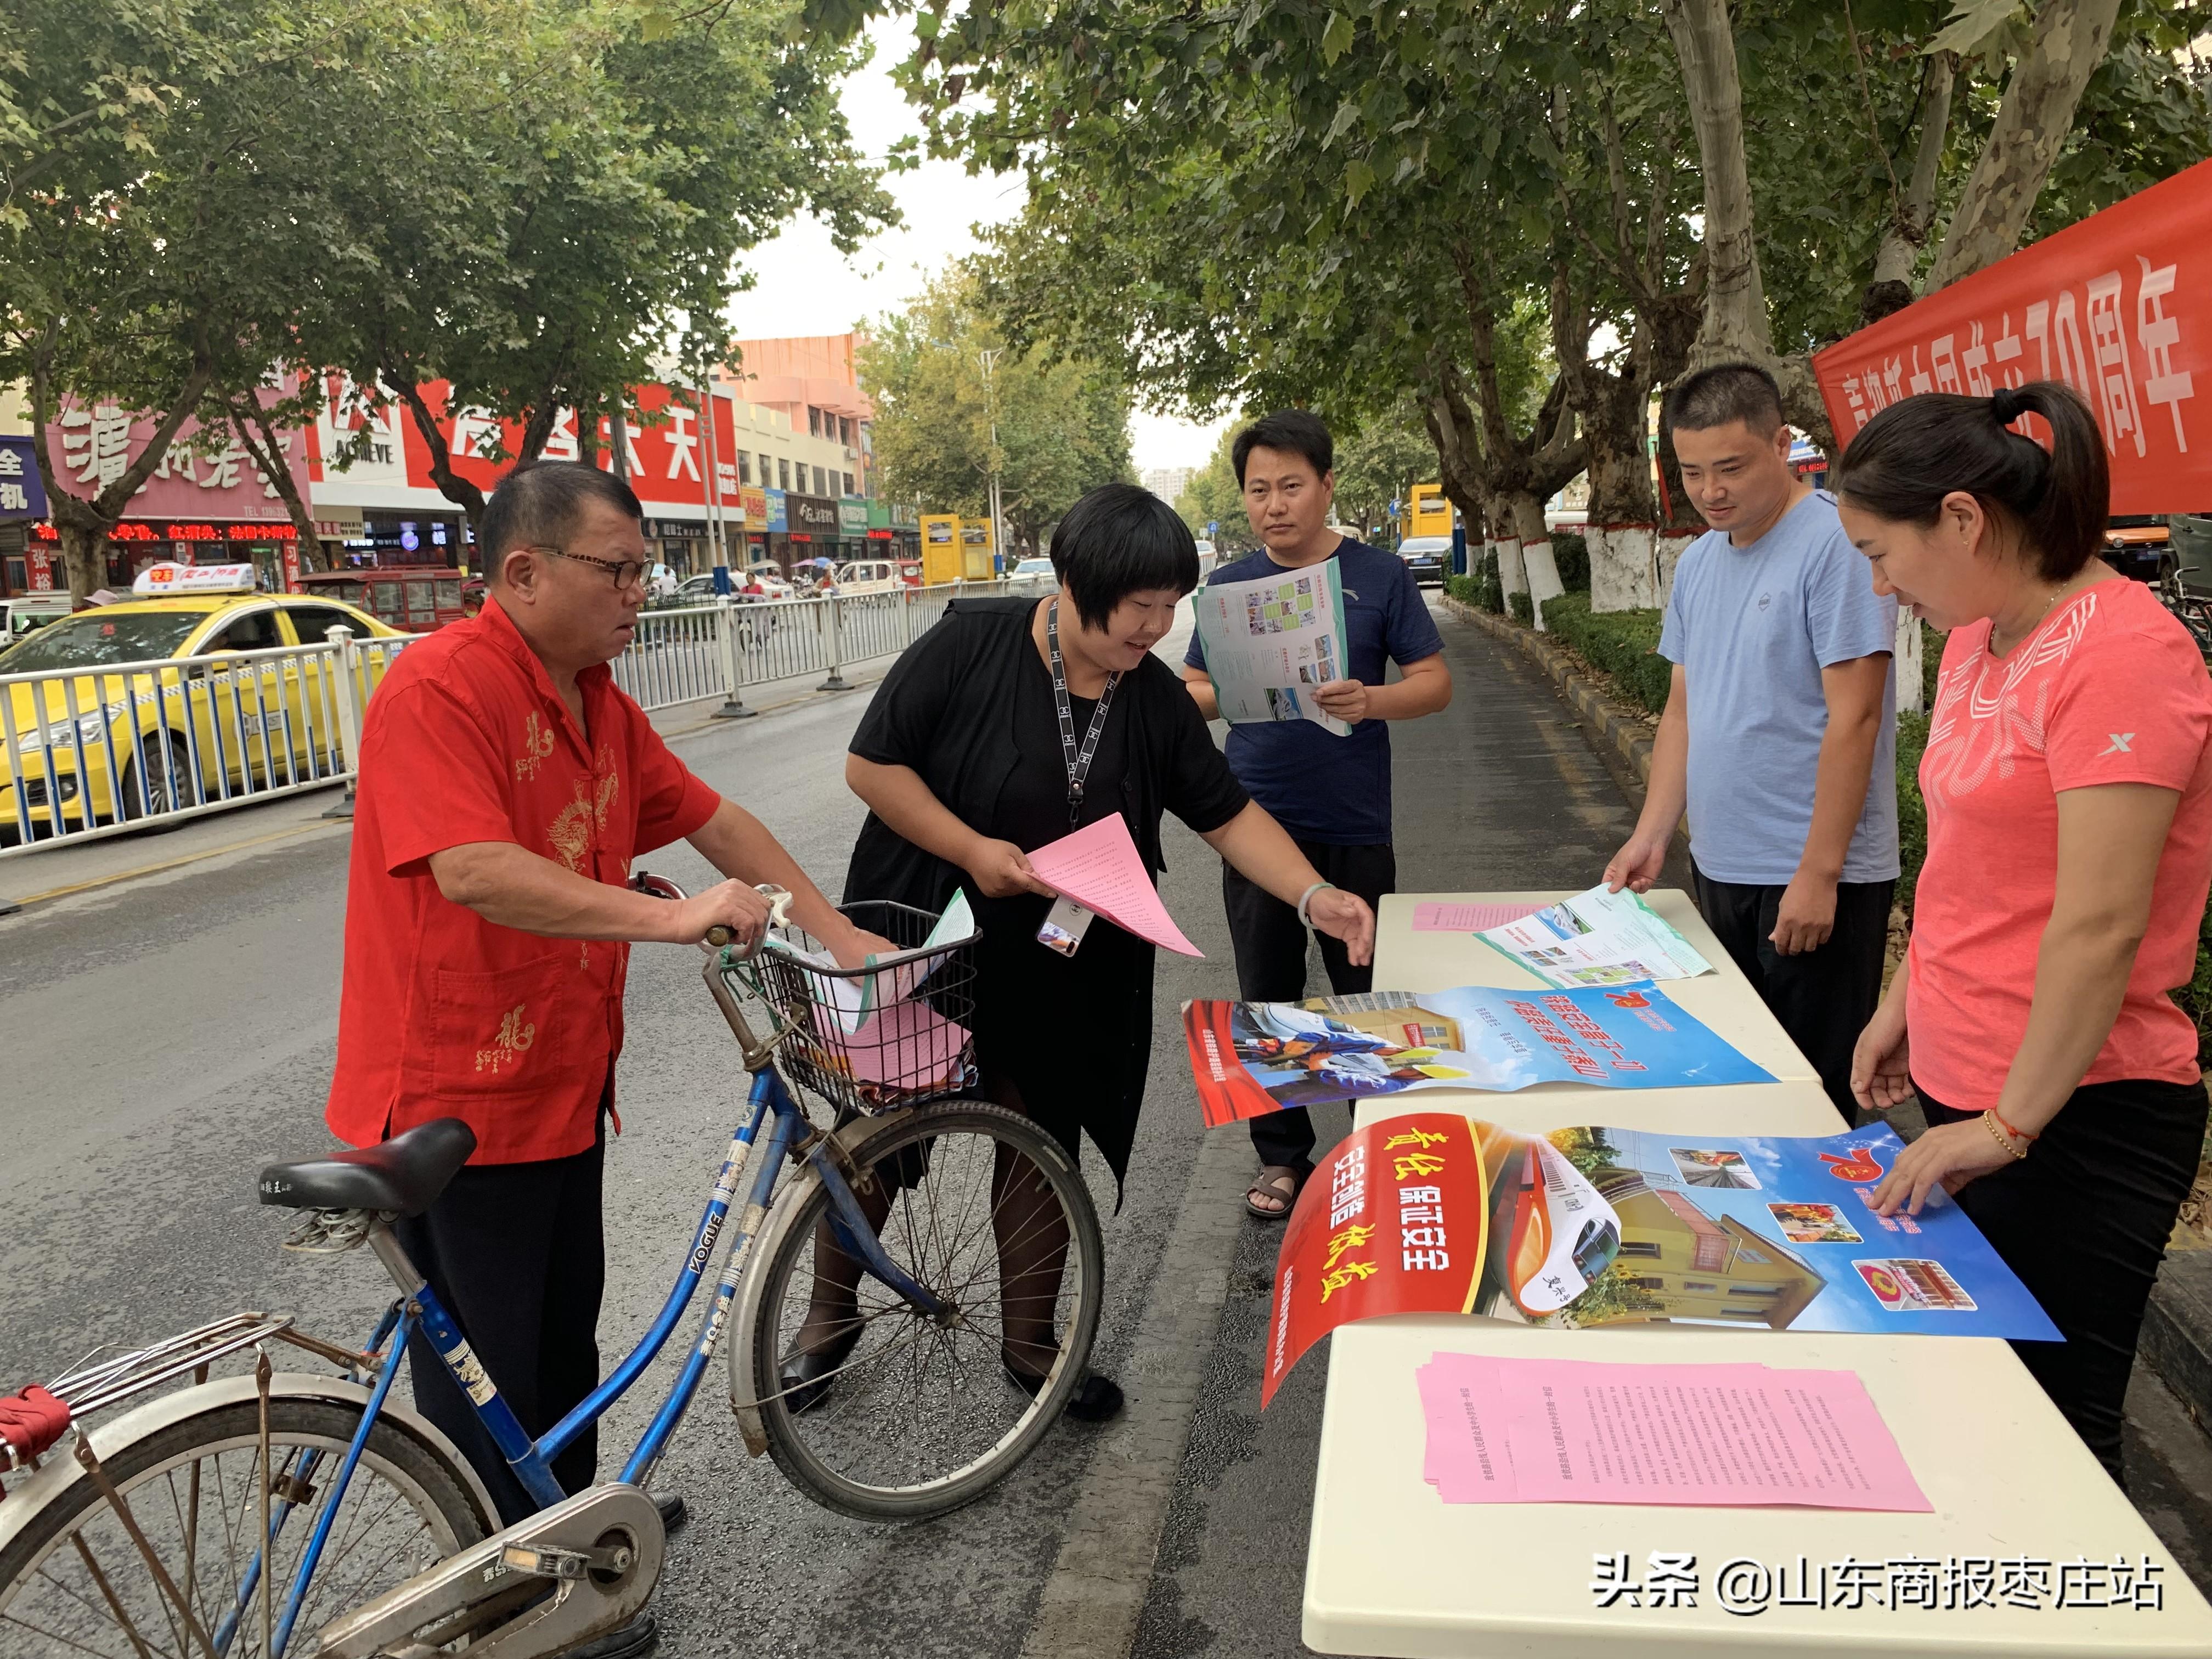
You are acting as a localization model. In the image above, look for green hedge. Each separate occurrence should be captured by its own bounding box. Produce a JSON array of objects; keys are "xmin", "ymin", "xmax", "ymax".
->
[
  {"xmin": 1539, "ymin": 592, "xmax": 1671, "ymax": 715},
  {"xmin": 1551, "ymin": 531, "xmax": 1590, "ymax": 594},
  {"xmin": 1508, "ymin": 589, "xmax": 1534, "ymax": 625}
]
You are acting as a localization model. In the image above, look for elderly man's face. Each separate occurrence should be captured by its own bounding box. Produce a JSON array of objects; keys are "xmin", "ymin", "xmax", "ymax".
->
[{"xmin": 496, "ymin": 500, "xmax": 649, "ymax": 672}]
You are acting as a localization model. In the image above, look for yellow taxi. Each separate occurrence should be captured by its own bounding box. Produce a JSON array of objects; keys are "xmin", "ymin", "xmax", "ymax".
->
[{"xmin": 0, "ymin": 563, "xmax": 409, "ymax": 843}]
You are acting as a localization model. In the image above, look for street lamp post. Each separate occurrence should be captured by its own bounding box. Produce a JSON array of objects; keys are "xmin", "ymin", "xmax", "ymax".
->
[{"xmin": 977, "ymin": 347, "xmax": 1007, "ymax": 572}]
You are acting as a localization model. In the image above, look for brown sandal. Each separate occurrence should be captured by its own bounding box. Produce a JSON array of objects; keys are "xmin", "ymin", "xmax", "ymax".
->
[{"xmin": 1245, "ymin": 1164, "xmax": 1306, "ymax": 1221}]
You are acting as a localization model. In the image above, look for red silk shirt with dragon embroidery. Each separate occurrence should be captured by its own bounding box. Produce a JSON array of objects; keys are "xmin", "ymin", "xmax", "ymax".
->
[{"xmin": 325, "ymin": 600, "xmax": 720, "ymax": 1162}]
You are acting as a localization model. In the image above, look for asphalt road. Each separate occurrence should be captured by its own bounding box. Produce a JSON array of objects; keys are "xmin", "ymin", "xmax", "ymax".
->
[{"xmin": 0, "ymin": 593, "xmax": 1673, "ymax": 1657}]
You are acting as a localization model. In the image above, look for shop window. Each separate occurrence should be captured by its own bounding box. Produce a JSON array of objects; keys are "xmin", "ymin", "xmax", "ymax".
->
[
  {"xmin": 815, "ymin": 466, "xmax": 829, "ymax": 496},
  {"xmin": 738, "ymin": 451, "xmax": 752, "ymax": 485},
  {"xmin": 843, "ymin": 471, "xmax": 856, "ymax": 496},
  {"xmin": 778, "ymin": 458, "xmax": 790, "ymax": 491}
]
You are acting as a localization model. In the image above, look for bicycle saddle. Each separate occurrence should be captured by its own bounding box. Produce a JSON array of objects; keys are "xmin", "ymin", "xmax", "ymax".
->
[{"xmin": 258, "ymin": 1119, "xmax": 478, "ymax": 1217}]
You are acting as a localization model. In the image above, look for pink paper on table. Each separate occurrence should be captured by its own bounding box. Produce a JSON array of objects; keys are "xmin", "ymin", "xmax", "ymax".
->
[
  {"xmin": 1419, "ymin": 1354, "xmax": 1929, "ymax": 1511},
  {"xmin": 1412, "ymin": 901, "xmax": 1543, "ymax": 933},
  {"xmin": 845, "ymin": 998, "xmax": 970, "ymax": 1088},
  {"xmin": 1028, "ymin": 815, "xmax": 1204, "ymax": 957}
]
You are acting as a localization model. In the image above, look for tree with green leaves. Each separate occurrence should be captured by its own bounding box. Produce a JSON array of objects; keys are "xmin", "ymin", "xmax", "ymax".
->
[
  {"xmin": 1333, "ymin": 399, "xmax": 1441, "ymax": 547},
  {"xmin": 860, "ymin": 265, "xmax": 1133, "ymax": 556}
]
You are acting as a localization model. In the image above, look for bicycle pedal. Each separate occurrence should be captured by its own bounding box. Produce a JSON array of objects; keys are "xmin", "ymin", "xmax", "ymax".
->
[{"xmin": 282, "ymin": 1207, "xmax": 379, "ymax": 1254}]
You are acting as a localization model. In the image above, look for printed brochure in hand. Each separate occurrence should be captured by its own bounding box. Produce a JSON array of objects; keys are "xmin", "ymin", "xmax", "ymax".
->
[
  {"xmin": 1259, "ymin": 1113, "xmax": 2057, "ymax": 1406},
  {"xmin": 1190, "ymin": 561, "xmax": 1353, "ymax": 736}
]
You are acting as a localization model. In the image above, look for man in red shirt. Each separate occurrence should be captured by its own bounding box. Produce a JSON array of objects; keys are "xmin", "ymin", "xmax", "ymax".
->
[{"xmin": 327, "ymin": 463, "xmax": 879, "ymax": 1652}]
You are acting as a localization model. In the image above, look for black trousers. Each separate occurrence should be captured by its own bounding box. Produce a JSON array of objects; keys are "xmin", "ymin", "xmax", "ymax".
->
[
  {"xmin": 1691, "ymin": 864, "xmax": 1894, "ymax": 1125},
  {"xmin": 393, "ymin": 1111, "xmax": 607, "ymax": 1527},
  {"xmin": 1919, "ymin": 1077, "xmax": 2206, "ymax": 1487},
  {"xmin": 1223, "ymin": 839, "xmax": 1397, "ymax": 1170}
]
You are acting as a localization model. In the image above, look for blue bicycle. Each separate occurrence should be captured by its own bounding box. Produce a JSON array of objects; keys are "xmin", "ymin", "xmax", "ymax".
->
[{"xmin": 0, "ymin": 879, "xmax": 1103, "ymax": 1656}]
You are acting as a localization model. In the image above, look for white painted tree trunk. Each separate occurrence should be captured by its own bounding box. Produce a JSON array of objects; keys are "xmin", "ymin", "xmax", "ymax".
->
[
  {"xmin": 1589, "ymin": 523, "xmax": 1663, "ymax": 613},
  {"xmin": 1656, "ymin": 532, "xmax": 1696, "ymax": 610},
  {"xmin": 1525, "ymin": 538, "xmax": 1564, "ymax": 630},
  {"xmin": 1894, "ymin": 609, "xmax": 1926, "ymax": 715},
  {"xmin": 1492, "ymin": 531, "xmax": 1529, "ymax": 602}
]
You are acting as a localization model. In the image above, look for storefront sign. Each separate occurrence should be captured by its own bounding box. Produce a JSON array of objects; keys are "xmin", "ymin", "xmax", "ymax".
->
[
  {"xmin": 764, "ymin": 488, "xmax": 788, "ymax": 534},
  {"xmin": 50, "ymin": 395, "xmax": 308, "ymax": 524},
  {"xmin": 0, "ymin": 437, "xmax": 49, "ymax": 520},
  {"xmin": 1813, "ymin": 157, "xmax": 2212, "ymax": 512},
  {"xmin": 788, "ymin": 493, "xmax": 839, "ymax": 535},
  {"xmin": 741, "ymin": 486, "xmax": 768, "ymax": 527},
  {"xmin": 838, "ymin": 496, "xmax": 870, "ymax": 534},
  {"xmin": 31, "ymin": 520, "xmax": 296, "ymax": 543},
  {"xmin": 644, "ymin": 517, "xmax": 706, "ymax": 540}
]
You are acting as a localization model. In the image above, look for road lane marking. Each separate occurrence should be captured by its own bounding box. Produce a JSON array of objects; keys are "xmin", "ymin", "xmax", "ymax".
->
[{"xmin": 2, "ymin": 820, "xmax": 344, "ymax": 909}]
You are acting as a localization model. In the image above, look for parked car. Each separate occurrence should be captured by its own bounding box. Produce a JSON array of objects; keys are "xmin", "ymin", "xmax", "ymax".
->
[
  {"xmin": 3, "ymin": 592, "xmax": 74, "ymax": 642},
  {"xmin": 0, "ymin": 564, "xmax": 404, "ymax": 842},
  {"xmin": 1396, "ymin": 535, "xmax": 1452, "ymax": 587},
  {"xmin": 1007, "ymin": 557, "xmax": 1059, "ymax": 594},
  {"xmin": 830, "ymin": 559, "xmax": 902, "ymax": 595}
]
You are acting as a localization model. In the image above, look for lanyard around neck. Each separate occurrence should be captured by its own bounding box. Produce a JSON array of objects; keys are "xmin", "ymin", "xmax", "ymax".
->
[{"xmin": 1046, "ymin": 597, "xmax": 1121, "ymax": 831}]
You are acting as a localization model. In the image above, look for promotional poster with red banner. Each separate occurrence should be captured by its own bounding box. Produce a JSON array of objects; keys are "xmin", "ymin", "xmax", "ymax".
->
[
  {"xmin": 1812, "ymin": 157, "xmax": 2211, "ymax": 514},
  {"xmin": 1263, "ymin": 1117, "xmax": 2058, "ymax": 1404}
]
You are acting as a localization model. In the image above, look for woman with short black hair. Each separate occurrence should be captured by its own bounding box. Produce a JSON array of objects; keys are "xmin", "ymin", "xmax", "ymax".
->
[
  {"xmin": 799, "ymin": 483, "xmax": 1374, "ymax": 1421},
  {"xmin": 1839, "ymin": 381, "xmax": 2212, "ymax": 1484}
]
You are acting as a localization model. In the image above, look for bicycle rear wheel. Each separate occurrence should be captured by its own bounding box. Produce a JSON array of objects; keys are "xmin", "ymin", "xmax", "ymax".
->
[
  {"xmin": 745, "ymin": 1102, "xmax": 1104, "ymax": 1520},
  {"xmin": 0, "ymin": 1396, "xmax": 487, "ymax": 1658}
]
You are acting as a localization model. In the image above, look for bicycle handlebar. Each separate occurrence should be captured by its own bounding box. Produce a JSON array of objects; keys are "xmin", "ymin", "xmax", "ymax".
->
[{"xmin": 628, "ymin": 872, "xmax": 793, "ymax": 956}]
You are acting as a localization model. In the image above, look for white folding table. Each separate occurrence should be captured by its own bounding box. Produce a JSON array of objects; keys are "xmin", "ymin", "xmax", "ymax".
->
[{"xmin": 1299, "ymin": 889, "xmax": 2212, "ymax": 1657}]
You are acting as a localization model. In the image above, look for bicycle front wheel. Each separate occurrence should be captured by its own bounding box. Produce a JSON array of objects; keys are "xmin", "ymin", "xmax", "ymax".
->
[
  {"xmin": 0, "ymin": 1395, "xmax": 488, "ymax": 1658},
  {"xmin": 746, "ymin": 1101, "xmax": 1104, "ymax": 1520}
]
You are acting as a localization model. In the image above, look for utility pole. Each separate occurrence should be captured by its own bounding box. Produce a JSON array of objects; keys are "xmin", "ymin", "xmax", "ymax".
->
[
  {"xmin": 977, "ymin": 347, "xmax": 1007, "ymax": 571},
  {"xmin": 698, "ymin": 358, "xmax": 728, "ymax": 578}
]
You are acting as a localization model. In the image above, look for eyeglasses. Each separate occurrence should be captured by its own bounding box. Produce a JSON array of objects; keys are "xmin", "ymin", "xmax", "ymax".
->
[{"xmin": 527, "ymin": 545, "xmax": 650, "ymax": 591}]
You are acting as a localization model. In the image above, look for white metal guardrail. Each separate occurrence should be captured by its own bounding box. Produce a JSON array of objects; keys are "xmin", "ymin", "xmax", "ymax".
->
[
  {"xmin": 0, "ymin": 581, "xmax": 1010, "ymax": 858},
  {"xmin": 0, "ymin": 625, "xmax": 410, "ymax": 859},
  {"xmin": 614, "ymin": 580, "xmax": 1011, "ymax": 716}
]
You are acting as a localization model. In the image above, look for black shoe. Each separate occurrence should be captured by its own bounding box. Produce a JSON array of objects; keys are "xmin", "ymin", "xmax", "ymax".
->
[
  {"xmin": 652, "ymin": 1492, "xmax": 686, "ymax": 1535},
  {"xmin": 777, "ymin": 1323, "xmax": 861, "ymax": 1414},
  {"xmin": 560, "ymin": 1611, "xmax": 658, "ymax": 1658},
  {"xmin": 1004, "ymin": 1362, "xmax": 1125, "ymax": 1423}
]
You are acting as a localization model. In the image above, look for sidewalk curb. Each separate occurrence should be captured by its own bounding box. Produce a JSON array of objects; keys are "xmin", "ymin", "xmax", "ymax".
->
[
  {"xmin": 1441, "ymin": 595, "xmax": 1656, "ymax": 785},
  {"xmin": 2145, "ymin": 1247, "xmax": 2212, "ymax": 1431}
]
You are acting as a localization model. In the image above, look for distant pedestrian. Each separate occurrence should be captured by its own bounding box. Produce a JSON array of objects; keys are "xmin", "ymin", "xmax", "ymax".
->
[
  {"xmin": 839, "ymin": 482, "xmax": 1375, "ymax": 1416},
  {"xmin": 1841, "ymin": 381, "xmax": 2212, "ymax": 1485},
  {"xmin": 1605, "ymin": 363, "xmax": 1898, "ymax": 1125},
  {"xmin": 1182, "ymin": 410, "xmax": 1453, "ymax": 1220}
]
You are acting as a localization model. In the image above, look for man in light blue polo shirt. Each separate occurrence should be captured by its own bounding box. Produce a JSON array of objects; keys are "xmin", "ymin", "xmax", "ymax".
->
[{"xmin": 1605, "ymin": 363, "xmax": 1897, "ymax": 1124}]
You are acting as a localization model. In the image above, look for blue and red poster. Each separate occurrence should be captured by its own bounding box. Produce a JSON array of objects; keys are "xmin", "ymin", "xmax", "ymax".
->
[{"xmin": 1186, "ymin": 983, "xmax": 1773, "ymax": 1129}]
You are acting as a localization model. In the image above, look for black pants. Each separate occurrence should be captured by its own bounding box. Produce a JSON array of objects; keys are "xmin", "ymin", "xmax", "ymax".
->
[
  {"xmin": 1919, "ymin": 1077, "xmax": 2206, "ymax": 1487},
  {"xmin": 1691, "ymin": 865, "xmax": 1894, "ymax": 1125},
  {"xmin": 393, "ymin": 1114, "xmax": 608, "ymax": 1527},
  {"xmin": 1223, "ymin": 840, "xmax": 1397, "ymax": 1170}
]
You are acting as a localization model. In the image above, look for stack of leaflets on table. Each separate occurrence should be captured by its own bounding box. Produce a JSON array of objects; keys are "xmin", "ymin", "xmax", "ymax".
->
[
  {"xmin": 1477, "ymin": 884, "xmax": 1713, "ymax": 989},
  {"xmin": 762, "ymin": 890, "xmax": 974, "ymax": 1034},
  {"xmin": 1190, "ymin": 561, "xmax": 1354, "ymax": 737}
]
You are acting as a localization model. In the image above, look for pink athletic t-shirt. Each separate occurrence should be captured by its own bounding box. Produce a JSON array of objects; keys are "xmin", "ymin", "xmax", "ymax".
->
[{"xmin": 1909, "ymin": 577, "xmax": 2212, "ymax": 1111}]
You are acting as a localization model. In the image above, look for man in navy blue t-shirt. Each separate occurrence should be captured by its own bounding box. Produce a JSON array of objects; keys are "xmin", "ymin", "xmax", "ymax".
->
[{"xmin": 1183, "ymin": 410, "xmax": 1453, "ymax": 1218}]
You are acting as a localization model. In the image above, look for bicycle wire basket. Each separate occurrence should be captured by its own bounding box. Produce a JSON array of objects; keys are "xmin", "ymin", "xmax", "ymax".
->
[{"xmin": 726, "ymin": 898, "xmax": 980, "ymax": 1114}]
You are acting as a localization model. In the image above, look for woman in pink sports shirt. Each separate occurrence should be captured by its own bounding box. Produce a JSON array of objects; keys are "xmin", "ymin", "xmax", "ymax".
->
[{"xmin": 1836, "ymin": 380, "xmax": 2212, "ymax": 1485}]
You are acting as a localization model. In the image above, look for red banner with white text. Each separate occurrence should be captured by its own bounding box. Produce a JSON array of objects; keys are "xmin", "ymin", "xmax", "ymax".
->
[{"xmin": 1812, "ymin": 159, "xmax": 2212, "ymax": 514}]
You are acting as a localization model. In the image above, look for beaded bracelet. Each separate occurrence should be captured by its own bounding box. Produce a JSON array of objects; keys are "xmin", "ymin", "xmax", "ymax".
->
[{"xmin": 1982, "ymin": 1110, "xmax": 2030, "ymax": 1161}]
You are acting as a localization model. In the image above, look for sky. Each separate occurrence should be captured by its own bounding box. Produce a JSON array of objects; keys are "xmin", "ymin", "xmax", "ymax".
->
[{"xmin": 721, "ymin": 18, "xmax": 1227, "ymax": 476}]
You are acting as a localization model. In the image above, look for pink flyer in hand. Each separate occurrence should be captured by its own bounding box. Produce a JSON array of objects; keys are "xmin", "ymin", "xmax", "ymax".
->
[
  {"xmin": 1028, "ymin": 815, "xmax": 1205, "ymax": 957},
  {"xmin": 1419, "ymin": 1354, "xmax": 1929, "ymax": 1511},
  {"xmin": 1412, "ymin": 901, "xmax": 1543, "ymax": 933}
]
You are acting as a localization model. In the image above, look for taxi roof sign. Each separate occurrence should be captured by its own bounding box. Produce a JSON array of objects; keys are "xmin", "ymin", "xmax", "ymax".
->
[{"xmin": 131, "ymin": 562, "xmax": 260, "ymax": 597}]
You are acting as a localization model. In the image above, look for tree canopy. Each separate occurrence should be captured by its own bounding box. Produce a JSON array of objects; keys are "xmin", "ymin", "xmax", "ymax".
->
[{"xmin": 860, "ymin": 265, "xmax": 1133, "ymax": 555}]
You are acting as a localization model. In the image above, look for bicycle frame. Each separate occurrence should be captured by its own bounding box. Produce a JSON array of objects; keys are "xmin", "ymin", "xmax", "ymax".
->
[{"xmin": 252, "ymin": 1063, "xmax": 949, "ymax": 1655}]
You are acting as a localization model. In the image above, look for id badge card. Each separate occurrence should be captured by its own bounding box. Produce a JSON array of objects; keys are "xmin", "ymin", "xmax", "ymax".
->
[{"xmin": 1037, "ymin": 895, "xmax": 1094, "ymax": 957}]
